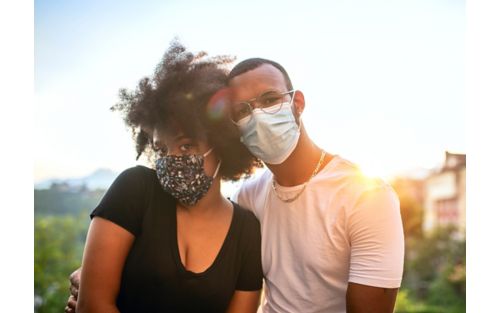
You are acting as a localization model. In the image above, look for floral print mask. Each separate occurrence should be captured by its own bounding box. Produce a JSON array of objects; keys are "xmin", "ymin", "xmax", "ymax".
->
[{"xmin": 155, "ymin": 148, "xmax": 221, "ymax": 206}]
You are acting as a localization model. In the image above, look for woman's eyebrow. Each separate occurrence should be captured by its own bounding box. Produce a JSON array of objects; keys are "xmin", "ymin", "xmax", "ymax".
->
[{"xmin": 174, "ymin": 134, "xmax": 191, "ymax": 142}]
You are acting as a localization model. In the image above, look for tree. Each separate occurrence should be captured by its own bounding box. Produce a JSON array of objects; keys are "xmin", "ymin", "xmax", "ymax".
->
[
  {"xmin": 391, "ymin": 177, "xmax": 424, "ymax": 240},
  {"xmin": 399, "ymin": 226, "xmax": 465, "ymax": 313},
  {"xmin": 34, "ymin": 214, "xmax": 89, "ymax": 313}
]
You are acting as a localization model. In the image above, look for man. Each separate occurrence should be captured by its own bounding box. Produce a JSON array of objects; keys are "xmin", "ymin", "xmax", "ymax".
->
[
  {"xmin": 66, "ymin": 58, "xmax": 404, "ymax": 313},
  {"xmin": 226, "ymin": 59, "xmax": 404, "ymax": 313}
]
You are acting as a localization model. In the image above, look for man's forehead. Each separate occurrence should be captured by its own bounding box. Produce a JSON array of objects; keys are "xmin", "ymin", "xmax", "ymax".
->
[{"xmin": 228, "ymin": 64, "xmax": 287, "ymax": 98}]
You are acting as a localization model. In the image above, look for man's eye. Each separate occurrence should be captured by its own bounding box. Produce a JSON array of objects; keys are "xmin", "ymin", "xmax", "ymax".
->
[
  {"xmin": 233, "ymin": 104, "xmax": 252, "ymax": 119},
  {"xmin": 238, "ymin": 105, "xmax": 251, "ymax": 114},
  {"xmin": 260, "ymin": 94, "xmax": 281, "ymax": 106}
]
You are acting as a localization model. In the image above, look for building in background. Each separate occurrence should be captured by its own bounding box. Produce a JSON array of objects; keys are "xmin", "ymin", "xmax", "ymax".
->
[{"xmin": 423, "ymin": 152, "xmax": 466, "ymax": 236}]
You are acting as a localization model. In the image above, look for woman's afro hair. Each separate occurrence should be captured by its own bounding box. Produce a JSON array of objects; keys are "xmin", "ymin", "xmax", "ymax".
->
[{"xmin": 111, "ymin": 39, "xmax": 262, "ymax": 181}]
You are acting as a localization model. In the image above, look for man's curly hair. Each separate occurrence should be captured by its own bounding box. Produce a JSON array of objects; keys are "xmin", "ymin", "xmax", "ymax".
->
[{"xmin": 111, "ymin": 40, "xmax": 262, "ymax": 181}]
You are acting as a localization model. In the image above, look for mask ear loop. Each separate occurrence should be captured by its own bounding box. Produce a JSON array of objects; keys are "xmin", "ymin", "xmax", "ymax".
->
[
  {"xmin": 289, "ymin": 91, "xmax": 302, "ymax": 130},
  {"xmin": 212, "ymin": 160, "xmax": 222, "ymax": 178},
  {"xmin": 203, "ymin": 148, "xmax": 214, "ymax": 157},
  {"xmin": 203, "ymin": 147, "xmax": 221, "ymax": 178}
]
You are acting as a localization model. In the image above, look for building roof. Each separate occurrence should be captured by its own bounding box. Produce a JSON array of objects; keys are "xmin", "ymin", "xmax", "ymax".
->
[{"xmin": 442, "ymin": 151, "xmax": 466, "ymax": 171}]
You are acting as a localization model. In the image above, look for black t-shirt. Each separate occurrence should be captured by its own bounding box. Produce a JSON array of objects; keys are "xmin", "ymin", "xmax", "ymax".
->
[{"xmin": 90, "ymin": 166, "xmax": 263, "ymax": 313}]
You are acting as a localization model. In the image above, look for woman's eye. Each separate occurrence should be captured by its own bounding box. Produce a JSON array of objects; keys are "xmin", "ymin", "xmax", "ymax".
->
[
  {"xmin": 153, "ymin": 145, "xmax": 167, "ymax": 156},
  {"xmin": 157, "ymin": 149, "xmax": 167, "ymax": 157},
  {"xmin": 179, "ymin": 144, "xmax": 193, "ymax": 152}
]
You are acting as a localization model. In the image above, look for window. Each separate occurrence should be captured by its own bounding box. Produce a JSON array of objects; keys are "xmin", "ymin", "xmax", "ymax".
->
[{"xmin": 435, "ymin": 198, "xmax": 458, "ymax": 225}]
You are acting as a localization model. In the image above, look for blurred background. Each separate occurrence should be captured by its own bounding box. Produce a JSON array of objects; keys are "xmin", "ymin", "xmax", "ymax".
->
[{"xmin": 34, "ymin": 0, "xmax": 465, "ymax": 312}]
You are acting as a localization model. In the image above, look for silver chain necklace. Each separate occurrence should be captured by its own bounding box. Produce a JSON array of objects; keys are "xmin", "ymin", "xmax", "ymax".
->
[{"xmin": 271, "ymin": 150, "xmax": 326, "ymax": 203}]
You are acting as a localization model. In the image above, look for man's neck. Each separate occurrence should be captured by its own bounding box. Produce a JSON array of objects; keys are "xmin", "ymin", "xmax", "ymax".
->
[{"xmin": 267, "ymin": 128, "xmax": 325, "ymax": 187}]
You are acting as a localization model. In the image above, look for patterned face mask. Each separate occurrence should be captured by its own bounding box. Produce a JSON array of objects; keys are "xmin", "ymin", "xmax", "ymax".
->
[{"xmin": 155, "ymin": 148, "xmax": 221, "ymax": 206}]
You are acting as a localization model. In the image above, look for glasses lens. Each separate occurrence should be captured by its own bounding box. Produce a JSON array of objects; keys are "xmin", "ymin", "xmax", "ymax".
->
[
  {"xmin": 259, "ymin": 91, "xmax": 289, "ymax": 114},
  {"xmin": 230, "ymin": 102, "xmax": 252, "ymax": 123}
]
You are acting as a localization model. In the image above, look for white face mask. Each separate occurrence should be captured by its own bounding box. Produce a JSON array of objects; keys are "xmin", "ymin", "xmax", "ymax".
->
[{"xmin": 237, "ymin": 93, "xmax": 300, "ymax": 164}]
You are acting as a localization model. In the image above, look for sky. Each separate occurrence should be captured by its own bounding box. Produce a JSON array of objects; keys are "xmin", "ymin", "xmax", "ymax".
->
[{"xmin": 34, "ymin": 0, "xmax": 465, "ymax": 182}]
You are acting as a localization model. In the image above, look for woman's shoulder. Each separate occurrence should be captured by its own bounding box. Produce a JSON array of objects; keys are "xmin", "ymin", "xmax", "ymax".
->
[
  {"xmin": 91, "ymin": 166, "xmax": 159, "ymax": 237},
  {"xmin": 112, "ymin": 165, "xmax": 157, "ymax": 188},
  {"xmin": 101, "ymin": 165, "xmax": 161, "ymax": 208},
  {"xmin": 118, "ymin": 165, "xmax": 156, "ymax": 178}
]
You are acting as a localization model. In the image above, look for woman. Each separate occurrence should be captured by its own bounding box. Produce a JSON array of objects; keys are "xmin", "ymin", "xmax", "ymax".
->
[{"xmin": 75, "ymin": 41, "xmax": 263, "ymax": 313}]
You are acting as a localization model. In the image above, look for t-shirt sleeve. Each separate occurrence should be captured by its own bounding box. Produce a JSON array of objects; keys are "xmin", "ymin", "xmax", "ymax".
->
[
  {"xmin": 232, "ymin": 180, "xmax": 254, "ymax": 211},
  {"xmin": 90, "ymin": 166, "xmax": 150, "ymax": 237},
  {"xmin": 232, "ymin": 170, "xmax": 271, "ymax": 218},
  {"xmin": 347, "ymin": 184, "xmax": 405, "ymax": 288},
  {"xmin": 235, "ymin": 210, "xmax": 264, "ymax": 291}
]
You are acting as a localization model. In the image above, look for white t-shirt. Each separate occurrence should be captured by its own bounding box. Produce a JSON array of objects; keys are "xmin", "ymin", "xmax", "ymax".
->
[{"xmin": 232, "ymin": 156, "xmax": 404, "ymax": 313}]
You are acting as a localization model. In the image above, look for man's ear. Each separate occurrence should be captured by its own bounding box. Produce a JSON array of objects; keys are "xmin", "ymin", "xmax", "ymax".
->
[{"xmin": 292, "ymin": 90, "xmax": 305, "ymax": 119}]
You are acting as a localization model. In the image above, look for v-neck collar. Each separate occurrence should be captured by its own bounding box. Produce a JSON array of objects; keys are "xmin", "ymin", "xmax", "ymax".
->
[{"xmin": 171, "ymin": 202, "xmax": 238, "ymax": 277}]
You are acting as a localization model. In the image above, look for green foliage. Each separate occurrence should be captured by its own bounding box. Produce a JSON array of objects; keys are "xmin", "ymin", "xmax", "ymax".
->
[
  {"xmin": 35, "ymin": 187, "xmax": 105, "ymax": 216},
  {"xmin": 395, "ymin": 289, "xmax": 441, "ymax": 313},
  {"xmin": 426, "ymin": 255, "xmax": 465, "ymax": 312},
  {"xmin": 396, "ymin": 226, "xmax": 465, "ymax": 313},
  {"xmin": 34, "ymin": 214, "xmax": 89, "ymax": 313},
  {"xmin": 391, "ymin": 177, "xmax": 465, "ymax": 312},
  {"xmin": 34, "ymin": 186, "xmax": 104, "ymax": 312}
]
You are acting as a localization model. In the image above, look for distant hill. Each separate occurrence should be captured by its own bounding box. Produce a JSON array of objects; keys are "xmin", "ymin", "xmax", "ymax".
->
[
  {"xmin": 34, "ymin": 188, "xmax": 107, "ymax": 216},
  {"xmin": 35, "ymin": 168, "xmax": 119, "ymax": 190}
]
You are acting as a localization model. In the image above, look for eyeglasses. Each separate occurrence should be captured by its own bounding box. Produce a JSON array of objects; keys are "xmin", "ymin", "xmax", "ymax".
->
[{"xmin": 229, "ymin": 90, "xmax": 295, "ymax": 125}]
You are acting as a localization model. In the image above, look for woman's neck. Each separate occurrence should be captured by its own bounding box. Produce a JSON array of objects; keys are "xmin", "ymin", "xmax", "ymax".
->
[{"xmin": 176, "ymin": 178, "xmax": 231, "ymax": 217}]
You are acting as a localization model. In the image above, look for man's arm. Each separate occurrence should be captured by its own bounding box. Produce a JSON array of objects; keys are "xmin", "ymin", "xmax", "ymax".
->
[
  {"xmin": 346, "ymin": 184, "xmax": 404, "ymax": 312},
  {"xmin": 346, "ymin": 283, "xmax": 398, "ymax": 313}
]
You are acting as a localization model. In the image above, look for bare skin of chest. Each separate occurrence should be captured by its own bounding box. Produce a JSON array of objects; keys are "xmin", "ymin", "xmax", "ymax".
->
[{"xmin": 176, "ymin": 207, "xmax": 233, "ymax": 273}]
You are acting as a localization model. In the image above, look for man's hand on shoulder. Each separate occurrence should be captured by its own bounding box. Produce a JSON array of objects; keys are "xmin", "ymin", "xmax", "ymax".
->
[{"xmin": 64, "ymin": 267, "xmax": 81, "ymax": 313}]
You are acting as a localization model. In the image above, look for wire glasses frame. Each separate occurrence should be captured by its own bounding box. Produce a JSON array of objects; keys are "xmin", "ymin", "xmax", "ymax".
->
[{"xmin": 229, "ymin": 89, "xmax": 295, "ymax": 125}]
